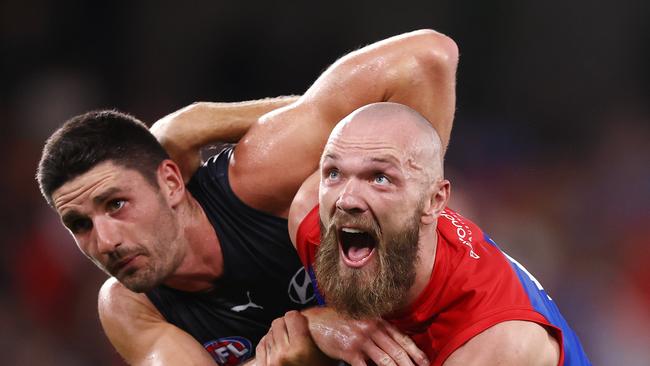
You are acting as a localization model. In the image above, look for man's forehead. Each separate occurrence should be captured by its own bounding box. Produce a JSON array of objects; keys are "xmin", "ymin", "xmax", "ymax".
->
[
  {"xmin": 324, "ymin": 122, "xmax": 412, "ymax": 158},
  {"xmin": 332, "ymin": 115, "xmax": 419, "ymax": 147},
  {"xmin": 322, "ymin": 129, "xmax": 430, "ymax": 180},
  {"xmin": 52, "ymin": 162, "xmax": 140, "ymax": 210},
  {"xmin": 323, "ymin": 148, "xmax": 401, "ymax": 165},
  {"xmin": 323, "ymin": 102, "xmax": 440, "ymax": 177}
]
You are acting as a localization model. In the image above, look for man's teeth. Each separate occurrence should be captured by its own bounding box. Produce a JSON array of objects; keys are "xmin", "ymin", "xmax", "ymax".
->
[{"xmin": 342, "ymin": 228, "xmax": 365, "ymax": 234}]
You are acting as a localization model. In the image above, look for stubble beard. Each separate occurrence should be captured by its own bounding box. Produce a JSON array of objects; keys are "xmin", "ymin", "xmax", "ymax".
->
[
  {"xmin": 315, "ymin": 210, "xmax": 420, "ymax": 319},
  {"xmin": 101, "ymin": 197, "xmax": 184, "ymax": 293},
  {"xmin": 116, "ymin": 242, "xmax": 183, "ymax": 293}
]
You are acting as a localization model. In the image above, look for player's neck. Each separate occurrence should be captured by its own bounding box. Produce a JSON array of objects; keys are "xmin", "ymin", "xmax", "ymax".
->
[
  {"xmin": 405, "ymin": 224, "xmax": 437, "ymax": 307},
  {"xmin": 162, "ymin": 193, "xmax": 224, "ymax": 292}
]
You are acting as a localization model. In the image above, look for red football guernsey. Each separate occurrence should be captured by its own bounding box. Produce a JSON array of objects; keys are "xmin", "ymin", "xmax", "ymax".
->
[{"xmin": 297, "ymin": 206, "xmax": 590, "ymax": 365}]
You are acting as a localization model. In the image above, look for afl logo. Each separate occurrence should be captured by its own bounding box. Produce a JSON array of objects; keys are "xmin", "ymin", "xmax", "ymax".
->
[
  {"xmin": 204, "ymin": 336, "xmax": 252, "ymax": 366},
  {"xmin": 288, "ymin": 267, "xmax": 314, "ymax": 304}
]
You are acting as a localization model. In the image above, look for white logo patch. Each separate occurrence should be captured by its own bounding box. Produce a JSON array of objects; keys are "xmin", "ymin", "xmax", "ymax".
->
[
  {"xmin": 288, "ymin": 267, "xmax": 314, "ymax": 304},
  {"xmin": 230, "ymin": 291, "xmax": 264, "ymax": 313}
]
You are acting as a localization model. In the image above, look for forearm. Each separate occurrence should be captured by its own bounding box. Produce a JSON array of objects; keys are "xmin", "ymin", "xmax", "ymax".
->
[
  {"xmin": 302, "ymin": 29, "xmax": 458, "ymax": 151},
  {"xmin": 133, "ymin": 337, "xmax": 217, "ymax": 366},
  {"xmin": 301, "ymin": 306, "xmax": 429, "ymax": 366},
  {"xmin": 153, "ymin": 96, "xmax": 299, "ymax": 148},
  {"xmin": 254, "ymin": 310, "xmax": 337, "ymax": 366},
  {"xmin": 301, "ymin": 306, "xmax": 360, "ymax": 358},
  {"xmin": 151, "ymin": 96, "xmax": 299, "ymax": 180},
  {"xmin": 301, "ymin": 306, "xmax": 339, "ymax": 347}
]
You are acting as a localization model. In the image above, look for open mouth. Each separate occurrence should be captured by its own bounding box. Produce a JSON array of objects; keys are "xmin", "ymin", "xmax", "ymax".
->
[{"xmin": 338, "ymin": 227, "xmax": 378, "ymax": 268}]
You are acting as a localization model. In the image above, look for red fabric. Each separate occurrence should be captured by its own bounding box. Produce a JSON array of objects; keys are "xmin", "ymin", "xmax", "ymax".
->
[
  {"xmin": 296, "ymin": 206, "xmax": 564, "ymax": 365},
  {"xmin": 296, "ymin": 205, "xmax": 321, "ymax": 270}
]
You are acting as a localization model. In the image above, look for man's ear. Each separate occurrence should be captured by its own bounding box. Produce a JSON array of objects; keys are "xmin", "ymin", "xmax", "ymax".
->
[
  {"xmin": 421, "ymin": 179, "xmax": 451, "ymax": 225},
  {"xmin": 156, "ymin": 159, "xmax": 185, "ymax": 207}
]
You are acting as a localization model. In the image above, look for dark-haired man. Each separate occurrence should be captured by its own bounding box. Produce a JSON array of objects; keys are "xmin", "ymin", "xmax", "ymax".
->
[{"xmin": 37, "ymin": 30, "xmax": 457, "ymax": 365}]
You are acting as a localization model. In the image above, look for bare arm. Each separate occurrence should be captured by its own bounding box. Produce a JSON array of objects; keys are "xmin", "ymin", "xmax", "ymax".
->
[
  {"xmin": 250, "ymin": 308, "xmax": 427, "ymax": 366},
  {"xmin": 152, "ymin": 30, "xmax": 457, "ymax": 216},
  {"xmin": 232, "ymin": 29, "xmax": 458, "ymax": 217},
  {"xmin": 443, "ymin": 321, "xmax": 560, "ymax": 366},
  {"xmin": 302, "ymin": 307, "xmax": 429, "ymax": 366},
  {"xmin": 150, "ymin": 96, "xmax": 299, "ymax": 182},
  {"xmin": 254, "ymin": 311, "xmax": 335, "ymax": 366},
  {"xmin": 98, "ymin": 278, "xmax": 216, "ymax": 365}
]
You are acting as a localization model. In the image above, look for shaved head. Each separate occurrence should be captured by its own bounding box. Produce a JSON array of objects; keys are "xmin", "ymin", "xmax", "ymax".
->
[{"xmin": 326, "ymin": 102, "xmax": 445, "ymax": 185}]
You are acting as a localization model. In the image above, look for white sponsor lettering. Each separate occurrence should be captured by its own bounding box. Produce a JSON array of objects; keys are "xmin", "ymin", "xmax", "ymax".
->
[{"xmin": 440, "ymin": 210, "xmax": 480, "ymax": 259}]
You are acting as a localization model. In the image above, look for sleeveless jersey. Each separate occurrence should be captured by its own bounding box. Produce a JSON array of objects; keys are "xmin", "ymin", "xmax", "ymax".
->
[
  {"xmin": 146, "ymin": 147, "xmax": 317, "ymax": 366},
  {"xmin": 296, "ymin": 206, "xmax": 591, "ymax": 366}
]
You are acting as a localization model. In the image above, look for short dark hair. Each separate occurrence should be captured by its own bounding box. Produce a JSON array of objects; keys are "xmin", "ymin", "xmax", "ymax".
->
[{"xmin": 37, "ymin": 110, "xmax": 169, "ymax": 206}]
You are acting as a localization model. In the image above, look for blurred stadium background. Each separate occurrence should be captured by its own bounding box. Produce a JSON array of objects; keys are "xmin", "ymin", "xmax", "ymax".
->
[{"xmin": 1, "ymin": 1, "xmax": 648, "ymax": 364}]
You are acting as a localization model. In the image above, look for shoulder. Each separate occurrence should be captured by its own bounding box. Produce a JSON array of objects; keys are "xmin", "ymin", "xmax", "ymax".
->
[
  {"xmin": 98, "ymin": 278, "xmax": 165, "ymax": 340},
  {"xmin": 98, "ymin": 277, "xmax": 159, "ymax": 316},
  {"xmin": 443, "ymin": 320, "xmax": 560, "ymax": 366},
  {"xmin": 97, "ymin": 280, "xmax": 220, "ymax": 364}
]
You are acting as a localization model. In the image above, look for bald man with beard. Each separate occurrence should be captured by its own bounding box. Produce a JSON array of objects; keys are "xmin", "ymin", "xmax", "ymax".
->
[{"xmin": 254, "ymin": 102, "xmax": 591, "ymax": 366}]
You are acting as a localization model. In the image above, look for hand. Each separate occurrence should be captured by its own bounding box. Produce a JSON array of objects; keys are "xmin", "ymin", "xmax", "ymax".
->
[
  {"xmin": 303, "ymin": 307, "xmax": 429, "ymax": 366},
  {"xmin": 255, "ymin": 310, "xmax": 336, "ymax": 366}
]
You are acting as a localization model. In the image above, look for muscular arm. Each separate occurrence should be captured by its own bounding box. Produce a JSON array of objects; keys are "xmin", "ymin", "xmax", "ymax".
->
[
  {"xmin": 232, "ymin": 29, "xmax": 458, "ymax": 216},
  {"xmin": 253, "ymin": 309, "xmax": 426, "ymax": 366},
  {"xmin": 98, "ymin": 278, "xmax": 216, "ymax": 365},
  {"xmin": 301, "ymin": 307, "xmax": 429, "ymax": 366},
  {"xmin": 153, "ymin": 29, "xmax": 457, "ymax": 217},
  {"xmin": 150, "ymin": 96, "xmax": 299, "ymax": 182},
  {"xmin": 443, "ymin": 321, "xmax": 560, "ymax": 366}
]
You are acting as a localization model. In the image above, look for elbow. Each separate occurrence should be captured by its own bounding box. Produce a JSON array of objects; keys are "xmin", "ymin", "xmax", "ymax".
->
[
  {"xmin": 407, "ymin": 29, "xmax": 459, "ymax": 74},
  {"xmin": 150, "ymin": 102, "xmax": 203, "ymax": 148}
]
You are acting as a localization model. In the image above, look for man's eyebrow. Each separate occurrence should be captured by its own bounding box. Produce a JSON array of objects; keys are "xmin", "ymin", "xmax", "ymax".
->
[
  {"xmin": 93, "ymin": 187, "xmax": 123, "ymax": 206},
  {"xmin": 367, "ymin": 155, "xmax": 400, "ymax": 166},
  {"xmin": 61, "ymin": 210, "xmax": 85, "ymax": 228},
  {"xmin": 322, "ymin": 152, "xmax": 339, "ymax": 161}
]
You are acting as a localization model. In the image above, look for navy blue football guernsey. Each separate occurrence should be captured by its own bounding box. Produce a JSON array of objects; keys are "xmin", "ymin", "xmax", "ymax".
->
[{"xmin": 146, "ymin": 146, "xmax": 316, "ymax": 365}]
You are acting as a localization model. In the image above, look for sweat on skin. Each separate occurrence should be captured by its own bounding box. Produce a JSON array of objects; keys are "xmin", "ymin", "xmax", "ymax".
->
[{"xmin": 315, "ymin": 102, "xmax": 450, "ymax": 319}]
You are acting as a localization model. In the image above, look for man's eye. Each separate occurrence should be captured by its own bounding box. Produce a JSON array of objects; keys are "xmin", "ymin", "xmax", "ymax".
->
[
  {"xmin": 327, "ymin": 169, "xmax": 340, "ymax": 180},
  {"xmin": 107, "ymin": 199, "xmax": 125, "ymax": 213},
  {"xmin": 71, "ymin": 218, "xmax": 93, "ymax": 234},
  {"xmin": 374, "ymin": 174, "xmax": 391, "ymax": 185}
]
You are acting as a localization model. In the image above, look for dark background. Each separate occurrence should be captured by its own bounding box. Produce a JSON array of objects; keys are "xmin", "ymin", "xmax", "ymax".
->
[{"xmin": 1, "ymin": 1, "xmax": 648, "ymax": 364}]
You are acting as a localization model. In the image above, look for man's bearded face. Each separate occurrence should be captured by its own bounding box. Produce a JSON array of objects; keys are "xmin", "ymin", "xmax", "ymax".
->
[{"xmin": 315, "ymin": 207, "xmax": 420, "ymax": 319}]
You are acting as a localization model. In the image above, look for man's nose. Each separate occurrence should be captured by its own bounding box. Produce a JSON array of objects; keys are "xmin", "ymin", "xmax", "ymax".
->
[
  {"xmin": 93, "ymin": 216, "xmax": 122, "ymax": 255},
  {"xmin": 335, "ymin": 179, "xmax": 368, "ymax": 214}
]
